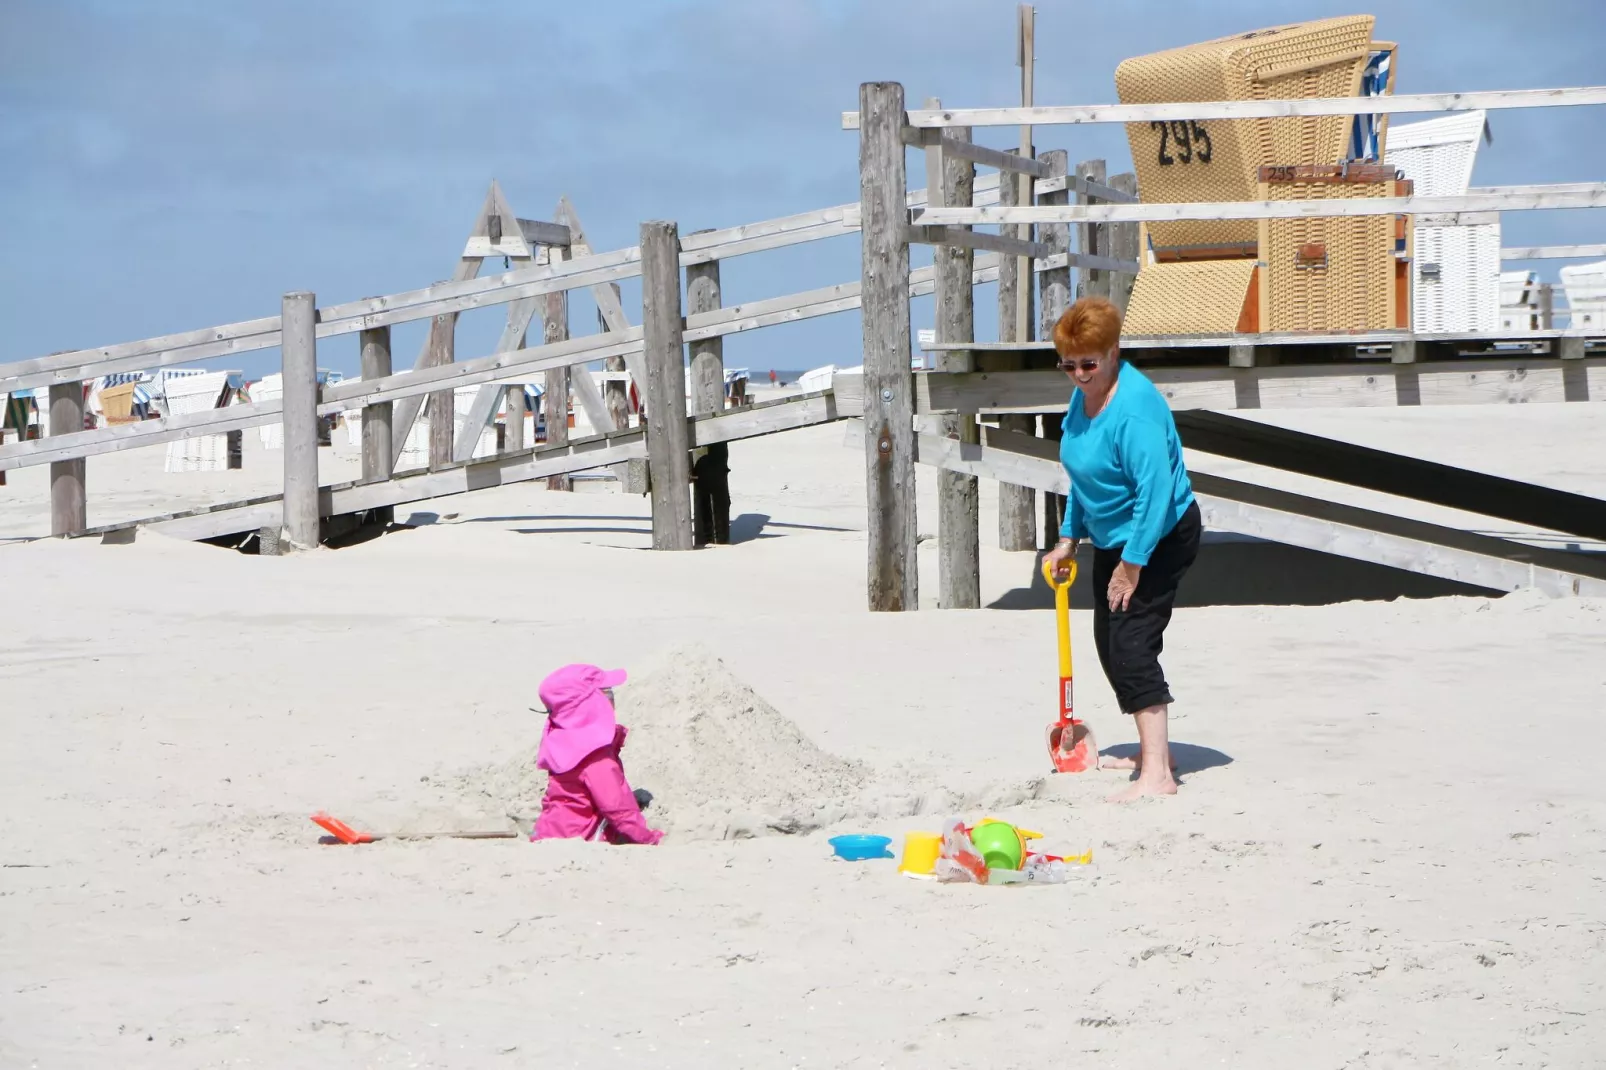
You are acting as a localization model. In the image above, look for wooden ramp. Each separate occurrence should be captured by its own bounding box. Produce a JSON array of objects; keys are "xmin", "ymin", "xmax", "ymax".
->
[
  {"xmin": 80, "ymin": 391, "xmax": 840, "ymax": 545},
  {"xmin": 911, "ymin": 424, "xmax": 1606, "ymax": 598}
]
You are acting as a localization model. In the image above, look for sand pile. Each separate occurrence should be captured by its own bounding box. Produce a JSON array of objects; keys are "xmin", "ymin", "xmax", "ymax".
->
[{"xmin": 447, "ymin": 644, "xmax": 881, "ymax": 839}]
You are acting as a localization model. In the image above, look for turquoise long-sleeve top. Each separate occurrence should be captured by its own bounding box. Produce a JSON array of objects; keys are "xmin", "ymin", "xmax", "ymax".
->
[{"xmin": 1058, "ymin": 361, "xmax": 1196, "ymax": 566}]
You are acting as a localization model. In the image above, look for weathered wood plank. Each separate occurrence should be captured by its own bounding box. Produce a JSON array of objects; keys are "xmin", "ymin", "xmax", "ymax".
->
[
  {"xmin": 541, "ymin": 247, "xmax": 571, "ymax": 490},
  {"xmin": 914, "ymin": 432, "xmax": 1606, "ymax": 596},
  {"xmin": 1076, "ymin": 158, "xmax": 1110, "ymax": 302},
  {"xmin": 909, "ymin": 225, "xmax": 1052, "ymax": 259},
  {"xmin": 916, "ymin": 358, "xmax": 1606, "ymax": 414},
  {"xmin": 359, "ymin": 324, "xmax": 393, "ymax": 485},
  {"xmin": 860, "ymin": 81, "xmax": 918, "ymax": 611},
  {"xmin": 48, "ymin": 382, "xmax": 86, "ymax": 536},
  {"xmin": 1037, "ymin": 150, "xmax": 1070, "ymax": 549},
  {"xmin": 1502, "ymin": 243, "xmax": 1606, "ymax": 260},
  {"xmin": 996, "ymin": 142, "xmax": 1037, "ymax": 553},
  {"xmin": 640, "ymin": 221, "xmax": 694, "ymax": 550},
  {"xmin": 915, "ymin": 185, "xmax": 1606, "ymax": 226},
  {"xmin": 844, "ymin": 85, "xmax": 1606, "ymax": 129},
  {"xmin": 932, "ymin": 116, "xmax": 980, "ymax": 609},
  {"xmin": 426, "ymin": 311, "xmax": 456, "ymax": 470}
]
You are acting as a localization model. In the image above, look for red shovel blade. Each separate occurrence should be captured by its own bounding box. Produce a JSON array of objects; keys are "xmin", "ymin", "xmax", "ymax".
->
[
  {"xmin": 311, "ymin": 812, "xmax": 374, "ymax": 844},
  {"xmin": 1047, "ymin": 719, "xmax": 1099, "ymax": 774}
]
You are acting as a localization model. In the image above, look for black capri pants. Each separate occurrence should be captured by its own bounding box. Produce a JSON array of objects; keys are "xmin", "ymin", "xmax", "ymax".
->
[{"xmin": 1091, "ymin": 500, "xmax": 1202, "ymax": 714}]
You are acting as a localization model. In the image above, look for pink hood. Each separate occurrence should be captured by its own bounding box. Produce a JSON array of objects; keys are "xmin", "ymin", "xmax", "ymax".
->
[{"xmin": 536, "ymin": 663, "xmax": 628, "ymax": 775}]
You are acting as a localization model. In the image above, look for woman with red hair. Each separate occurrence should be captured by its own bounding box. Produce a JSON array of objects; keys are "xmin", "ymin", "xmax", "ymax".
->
[{"xmin": 1041, "ymin": 296, "xmax": 1201, "ymax": 802}]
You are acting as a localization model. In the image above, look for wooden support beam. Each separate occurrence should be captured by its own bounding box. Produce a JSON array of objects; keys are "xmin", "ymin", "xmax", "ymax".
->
[
  {"xmin": 686, "ymin": 239, "xmax": 727, "ymax": 546},
  {"xmin": 914, "ymin": 184, "xmax": 1606, "ymax": 226},
  {"xmin": 915, "ymin": 357, "xmax": 1606, "ymax": 414},
  {"xmin": 1034, "ymin": 174, "xmax": 1142, "ymax": 203},
  {"xmin": 996, "ymin": 144, "xmax": 1037, "ymax": 553},
  {"xmin": 1108, "ymin": 173, "xmax": 1139, "ymax": 313},
  {"xmin": 913, "ymin": 430, "xmax": 1606, "ymax": 597},
  {"xmin": 909, "ymin": 225, "xmax": 1052, "ymax": 259},
  {"xmin": 48, "ymin": 382, "xmax": 86, "ymax": 536},
  {"xmin": 639, "ymin": 221, "xmax": 693, "ymax": 550},
  {"xmin": 904, "ymin": 126, "xmax": 1050, "ymax": 178},
  {"xmin": 516, "ymin": 217, "xmax": 572, "ymax": 247},
  {"xmin": 931, "ymin": 113, "xmax": 980, "ymax": 609},
  {"xmin": 1076, "ymin": 159, "xmax": 1110, "ymax": 302},
  {"xmin": 1037, "ymin": 149, "xmax": 1070, "ymax": 550},
  {"xmin": 542, "ymin": 246, "xmax": 572, "ymax": 490},
  {"xmin": 89, "ymin": 392, "xmax": 838, "ymax": 546},
  {"xmin": 280, "ymin": 291, "xmax": 320, "ymax": 552},
  {"xmin": 860, "ymin": 81, "xmax": 918, "ymax": 611},
  {"xmin": 844, "ymin": 85, "xmax": 1606, "ymax": 129},
  {"xmin": 426, "ymin": 311, "xmax": 456, "ymax": 470},
  {"xmin": 1032, "ymin": 250, "xmax": 1142, "ymax": 275},
  {"xmin": 1502, "ymin": 243, "xmax": 1606, "ymax": 260}
]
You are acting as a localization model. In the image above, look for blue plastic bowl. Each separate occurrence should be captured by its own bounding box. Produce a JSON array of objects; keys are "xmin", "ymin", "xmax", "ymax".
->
[{"xmin": 828, "ymin": 834, "xmax": 893, "ymax": 861}]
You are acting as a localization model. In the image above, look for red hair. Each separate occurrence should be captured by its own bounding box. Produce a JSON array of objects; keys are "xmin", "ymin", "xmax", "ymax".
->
[{"xmin": 1052, "ymin": 296, "xmax": 1122, "ymax": 357}]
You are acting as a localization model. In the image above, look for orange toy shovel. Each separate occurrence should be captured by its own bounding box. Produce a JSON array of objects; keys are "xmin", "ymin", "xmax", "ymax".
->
[
  {"xmin": 1042, "ymin": 557, "xmax": 1098, "ymax": 773},
  {"xmin": 311, "ymin": 812, "xmax": 520, "ymax": 845}
]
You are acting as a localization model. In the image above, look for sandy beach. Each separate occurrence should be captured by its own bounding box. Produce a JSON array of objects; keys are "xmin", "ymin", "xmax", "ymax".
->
[{"xmin": 3, "ymin": 401, "xmax": 1604, "ymax": 1067}]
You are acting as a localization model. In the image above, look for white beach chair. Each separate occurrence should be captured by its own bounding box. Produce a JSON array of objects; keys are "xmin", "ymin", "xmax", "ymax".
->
[
  {"xmin": 1384, "ymin": 111, "xmax": 1498, "ymax": 333},
  {"xmin": 162, "ymin": 371, "xmax": 231, "ymax": 473},
  {"xmin": 1559, "ymin": 260, "xmax": 1606, "ymax": 331}
]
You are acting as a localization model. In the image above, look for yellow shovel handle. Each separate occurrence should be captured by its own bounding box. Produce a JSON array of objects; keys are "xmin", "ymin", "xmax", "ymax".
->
[{"xmin": 1041, "ymin": 557, "xmax": 1076, "ymax": 679}]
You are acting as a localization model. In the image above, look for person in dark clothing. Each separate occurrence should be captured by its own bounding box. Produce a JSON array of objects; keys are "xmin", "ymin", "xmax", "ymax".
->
[{"xmin": 690, "ymin": 442, "xmax": 731, "ymax": 546}]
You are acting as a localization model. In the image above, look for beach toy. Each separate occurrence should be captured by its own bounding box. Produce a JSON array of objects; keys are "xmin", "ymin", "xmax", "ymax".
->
[
  {"xmin": 828, "ymin": 834, "xmax": 893, "ymax": 861},
  {"xmin": 897, "ymin": 831, "xmax": 942, "ymax": 878},
  {"xmin": 967, "ymin": 821, "xmax": 1029, "ymax": 871},
  {"xmin": 1042, "ymin": 557, "xmax": 1098, "ymax": 774},
  {"xmin": 967, "ymin": 818, "xmax": 1045, "ymax": 871}
]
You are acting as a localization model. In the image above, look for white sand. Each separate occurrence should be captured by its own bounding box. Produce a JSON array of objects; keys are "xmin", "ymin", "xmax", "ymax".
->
[{"xmin": 2, "ymin": 403, "xmax": 1604, "ymax": 1066}]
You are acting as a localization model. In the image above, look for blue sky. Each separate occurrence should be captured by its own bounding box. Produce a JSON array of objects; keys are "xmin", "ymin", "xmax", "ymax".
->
[{"xmin": 2, "ymin": 0, "xmax": 1602, "ymax": 382}]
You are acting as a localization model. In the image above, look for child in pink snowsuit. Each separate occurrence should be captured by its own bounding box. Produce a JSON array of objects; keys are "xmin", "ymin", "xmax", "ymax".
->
[{"xmin": 532, "ymin": 663, "xmax": 663, "ymax": 845}]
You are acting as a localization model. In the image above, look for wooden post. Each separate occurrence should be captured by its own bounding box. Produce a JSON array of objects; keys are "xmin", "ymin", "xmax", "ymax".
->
[
  {"xmin": 48, "ymin": 381, "xmax": 86, "ymax": 536},
  {"xmin": 1109, "ymin": 172, "xmax": 1139, "ymax": 314},
  {"xmin": 280, "ymin": 290, "xmax": 320, "ymax": 552},
  {"xmin": 686, "ymin": 240, "xmax": 729, "ymax": 544},
  {"xmin": 542, "ymin": 247, "xmax": 572, "ymax": 490},
  {"xmin": 640, "ymin": 220, "xmax": 694, "ymax": 550},
  {"xmin": 1014, "ymin": 3, "xmax": 1035, "ymax": 345},
  {"xmin": 1039, "ymin": 150, "xmax": 1071, "ymax": 549},
  {"xmin": 1538, "ymin": 283, "xmax": 1554, "ymax": 330},
  {"xmin": 997, "ymin": 146, "xmax": 1037, "ymax": 552},
  {"xmin": 860, "ymin": 81, "xmax": 917, "ymax": 611},
  {"xmin": 359, "ymin": 322, "xmax": 394, "ymax": 527},
  {"xmin": 426, "ymin": 310, "xmax": 455, "ymax": 470},
  {"xmin": 1076, "ymin": 159, "xmax": 1110, "ymax": 301},
  {"xmin": 931, "ymin": 111, "xmax": 980, "ymax": 609}
]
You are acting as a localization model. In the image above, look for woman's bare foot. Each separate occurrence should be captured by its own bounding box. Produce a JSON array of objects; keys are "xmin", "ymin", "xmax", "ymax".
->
[{"xmin": 1106, "ymin": 774, "xmax": 1178, "ymax": 803}]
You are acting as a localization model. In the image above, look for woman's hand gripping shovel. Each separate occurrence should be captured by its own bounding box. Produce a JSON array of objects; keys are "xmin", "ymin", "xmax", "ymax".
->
[{"xmin": 1042, "ymin": 557, "xmax": 1098, "ymax": 773}]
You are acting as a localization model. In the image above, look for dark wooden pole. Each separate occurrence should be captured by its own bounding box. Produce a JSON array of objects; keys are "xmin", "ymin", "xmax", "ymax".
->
[
  {"xmin": 859, "ymin": 81, "xmax": 917, "ymax": 610},
  {"xmin": 640, "ymin": 220, "xmax": 694, "ymax": 550}
]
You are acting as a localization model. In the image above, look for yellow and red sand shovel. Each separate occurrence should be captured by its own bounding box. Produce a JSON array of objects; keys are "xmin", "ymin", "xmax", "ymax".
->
[{"xmin": 1042, "ymin": 557, "xmax": 1098, "ymax": 773}]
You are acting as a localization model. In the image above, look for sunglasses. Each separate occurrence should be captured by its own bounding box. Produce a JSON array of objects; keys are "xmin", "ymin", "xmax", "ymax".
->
[{"xmin": 1056, "ymin": 357, "xmax": 1105, "ymax": 373}]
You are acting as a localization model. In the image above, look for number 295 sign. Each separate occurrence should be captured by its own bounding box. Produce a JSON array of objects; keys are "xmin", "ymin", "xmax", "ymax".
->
[{"xmin": 1147, "ymin": 120, "xmax": 1213, "ymax": 166}]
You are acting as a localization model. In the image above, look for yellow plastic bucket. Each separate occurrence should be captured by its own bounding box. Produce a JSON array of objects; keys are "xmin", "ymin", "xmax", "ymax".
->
[{"xmin": 898, "ymin": 831, "xmax": 942, "ymax": 878}]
